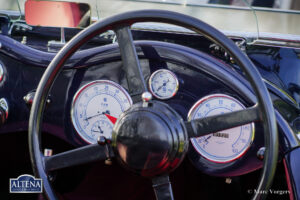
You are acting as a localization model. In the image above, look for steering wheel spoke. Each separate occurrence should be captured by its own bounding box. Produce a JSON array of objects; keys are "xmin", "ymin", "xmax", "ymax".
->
[
  {"xmin": 186, "ymin": 104, "xmax": 260, "ymax": 138},
  {"xmin": 152, "ymin": 175, "xmax": 174, "ymax": 200},
  {"xmin": 114, "ymin": 25, "xmax": 148, "ymax": 99},
  {"xmin": 44, "ymin": 144, "xmax": 113, "ymax": 172}
]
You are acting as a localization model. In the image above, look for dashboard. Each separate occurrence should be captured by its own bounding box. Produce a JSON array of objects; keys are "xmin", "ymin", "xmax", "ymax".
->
[
  {"xmin": 0, "ymin": 19, "xmax": 300, "ymax": 199},
  {"xmin": 0, "ymin": 35, "xmax": 272, "ymax": 177}
]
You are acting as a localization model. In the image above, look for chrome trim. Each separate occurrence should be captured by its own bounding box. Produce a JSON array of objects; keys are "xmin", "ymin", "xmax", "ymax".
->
[
  {"xmin": 132, "ymin": 23, "xmax": 300, "ymax": 48},
  {"xmin": 263, "ymin": 79, "xmax": 299, "ymax": 109},
  {"xmin": 252, "ymin": 39, "xmax": 300, "ymax": 49}
]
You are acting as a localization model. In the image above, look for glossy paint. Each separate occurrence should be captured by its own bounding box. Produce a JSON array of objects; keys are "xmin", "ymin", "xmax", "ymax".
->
[{"xmin": 284, "ymin": 147, "xmax": 300, "ymax": 199}]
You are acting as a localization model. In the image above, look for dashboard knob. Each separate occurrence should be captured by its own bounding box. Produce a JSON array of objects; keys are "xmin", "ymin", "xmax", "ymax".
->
[
  {"xmin": 24, "ymin": 91, "xmax": 51, "ymax": 108},
  {"xmin": 0, "ymin": 98, "xmax": 8, "ymax": 126},
  {"xmin": 142, "ymin": 92, "xmax": 152, "ymax": 102},
  {"xmin": 142, "ymin": 92, "xmax": 152, "ymax": 108}
]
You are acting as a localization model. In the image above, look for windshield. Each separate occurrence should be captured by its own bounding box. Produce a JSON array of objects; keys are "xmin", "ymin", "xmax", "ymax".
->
[{"xmin": 1, "ymin": 0, "xmax": 300, "ymax": 37}]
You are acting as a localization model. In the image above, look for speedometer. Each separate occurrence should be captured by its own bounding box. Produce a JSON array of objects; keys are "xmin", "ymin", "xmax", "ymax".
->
[
  {"xmin": 188, "ymin": 94, "xmax": 254, "ymax": 163},
  {"xmin": 71, "ymin": 80, "xmax": 132, "ymax": 144}
]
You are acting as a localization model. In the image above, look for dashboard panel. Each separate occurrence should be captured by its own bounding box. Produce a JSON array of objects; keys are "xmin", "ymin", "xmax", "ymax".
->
[{"xmin": 0, "ymin": 30, "xmax": 298, "ymax": 180}]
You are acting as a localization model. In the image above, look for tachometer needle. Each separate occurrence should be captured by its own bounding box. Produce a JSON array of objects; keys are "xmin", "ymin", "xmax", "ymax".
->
[{"xmin": 104, "ymin": 114, "xmax": 117, "ymax": 124}]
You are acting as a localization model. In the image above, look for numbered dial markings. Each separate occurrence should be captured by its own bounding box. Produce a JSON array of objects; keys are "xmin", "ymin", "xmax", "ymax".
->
[
  {"xmin": 71, "ymin": 80, "xmax": 132, "ymax": 144},
  {"xmin": 188, "ymin": 94, "xmax": 254, "ymax": 163},
  {"xmin": 149, "ymin": 69, "xmax": 179, "ymax": 99}
]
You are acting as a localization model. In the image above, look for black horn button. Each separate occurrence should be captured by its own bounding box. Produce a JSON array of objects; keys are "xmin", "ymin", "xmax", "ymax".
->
[{"xmin": 112, "ymin": 101, "xmax": 188, "ymax": 177}]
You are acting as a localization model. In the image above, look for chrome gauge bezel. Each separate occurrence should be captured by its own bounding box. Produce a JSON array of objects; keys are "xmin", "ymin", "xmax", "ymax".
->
[
  {"xmin": 187, "ymin": 94, "xmax": 255, "ymax": 163},
  {"xmin": 71, "ymin": 80, "xmax": 133, "ymax": 144},
  {"xmin": 0, "ymin": 63, "xmax": 3, "ymax": 82},
  {"xmin": 148, "ymin": 69, "xmax": 179, "ymax": 100}
]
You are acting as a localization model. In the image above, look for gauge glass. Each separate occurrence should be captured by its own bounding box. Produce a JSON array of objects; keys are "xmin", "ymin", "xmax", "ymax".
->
[
  {"xmin": 188, "ymin": 94, "xmax": 254, "ymax": 163},
  {"xmin": 149, "ymin": 69, "xmax": 179, "ymax": 99},
  {"xmin": 71, "ymin": 80, "xmax": 132, "ymax": 144}
]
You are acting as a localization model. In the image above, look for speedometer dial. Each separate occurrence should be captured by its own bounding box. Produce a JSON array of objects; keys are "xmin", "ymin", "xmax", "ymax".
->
[
  {"xmin": 71, "ymin": 80, "xmax": 132, "ymax": 144},
  {"xmin": 188, "ymin": 94, "xmax": 254, "ymax": 163},
  {"xmin": 149, "ymin": 69, "xmax": 179, "ymax": 99}
]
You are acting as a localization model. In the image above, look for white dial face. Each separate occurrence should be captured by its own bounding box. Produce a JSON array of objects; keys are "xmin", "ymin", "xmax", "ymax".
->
[
  {"xmin": 149, "ymin": 69, "xmax": 179, "ymax": 99},
  {"xmin": 71, "ymin": 80, "xmax": 132, "ymax": 144},
  {"xmin": 188, "ymin": 94, "xmax": 254, "ymax": 163}
]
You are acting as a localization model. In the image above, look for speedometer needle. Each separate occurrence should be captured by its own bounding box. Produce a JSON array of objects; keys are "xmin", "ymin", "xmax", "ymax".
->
[
  {"xmin": 104, "ymin": 114, "xmax": 117, "ymax": 124},
  {"xmin": 84, "ymin": 111, "xmax": 109, "ymax": 121},
  {"xmin": 84, "ymin": 113, "xmax": 103, "ymax": 121}
]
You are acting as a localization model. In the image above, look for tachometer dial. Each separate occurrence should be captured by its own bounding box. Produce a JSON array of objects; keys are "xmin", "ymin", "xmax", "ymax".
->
[
  {"xmin": 187, "ymin": 94, "xmax": 254, "ymax": 163},
  {"xmin": 71, "ymin": 80, "xmax": 132, "ymax": 144},
  {"xmin": 149, "ymin": 69, "xmax": 179, "ymax": 99}
]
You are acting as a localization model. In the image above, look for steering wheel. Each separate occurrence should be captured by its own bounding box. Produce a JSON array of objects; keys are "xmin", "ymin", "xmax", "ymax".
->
[{"xmin": 29, "ymin": 10, "xmax": 278, "ymax": 200}]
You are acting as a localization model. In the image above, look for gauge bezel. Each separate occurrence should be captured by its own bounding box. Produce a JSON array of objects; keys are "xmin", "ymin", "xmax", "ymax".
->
[
  {"xmin": 187, "ymin": 93, "xmax": 255, "ymax": 163},
  {"xmin": 148, "ymin": 69, "xmax": 179, "ymax": 100},
  {"xmin": 71, "ymin": 80, "xmax": 133, "ymax": 144},
  {"xmin": 0, "ymin": 63, "xmax": 3, "ymax": 82}
]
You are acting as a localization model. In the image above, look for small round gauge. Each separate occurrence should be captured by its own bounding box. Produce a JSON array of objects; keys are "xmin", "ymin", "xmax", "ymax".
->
[
  {"xmin": 149, "ymin": 69, "xmax": 179, "ymax": 99},
  {"xmin": 71, "ymin": 80, "xmax": 132, "ymax": 144},
  {"xmin": 187, "ymin": 94, "xmax": 254, "ymax": 163}
]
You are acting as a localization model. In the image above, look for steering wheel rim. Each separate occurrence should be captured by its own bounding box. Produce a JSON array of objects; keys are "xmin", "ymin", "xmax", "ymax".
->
[{"xmin": 28, "ymin": 10, "xmax": 278, "ymax": 200}]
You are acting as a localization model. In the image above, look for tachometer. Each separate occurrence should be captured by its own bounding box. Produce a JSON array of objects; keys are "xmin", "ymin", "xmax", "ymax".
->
[
  {"xmin": 71, "ymin": 80, "xmax": 132, "ymax": 144},
  {"xmin": 149, "ymin": 69, "xmax": 179, "ymax": 99},
  {"xmin": 187, "ymin": 94, "xmax": 254, "ymax": 163}
]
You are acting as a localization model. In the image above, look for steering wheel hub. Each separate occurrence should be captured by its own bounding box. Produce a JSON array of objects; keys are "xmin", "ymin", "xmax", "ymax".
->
[{"xmin": 112, "ymin": 101, "xmax": 188, "ymax": 177}]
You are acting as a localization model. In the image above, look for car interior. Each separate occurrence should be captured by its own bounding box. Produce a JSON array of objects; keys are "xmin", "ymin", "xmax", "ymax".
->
[{"xmin": 0, "ymin": 0, "xmax": 300, "ymax": 200}]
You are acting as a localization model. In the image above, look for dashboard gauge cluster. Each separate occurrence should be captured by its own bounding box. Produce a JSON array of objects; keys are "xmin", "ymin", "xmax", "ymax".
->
[
  {"xmin": 149, "ymin": 69, "xmax": 179, "ymax": 100},
  {"xmin": 71, "ymin": 76, "xmax": 254, "ymax": 166},
  {"xmin": 188, "ymin": 94, "xmax": 255, "ymax": 163},
  {"xmin": 71, "ymin": 80, "xmax": 132, "ymax": 144}
]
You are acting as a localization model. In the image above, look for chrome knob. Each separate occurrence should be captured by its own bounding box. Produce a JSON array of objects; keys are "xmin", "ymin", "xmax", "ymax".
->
[
  {"xmin": 142, "ymin": 92, "xmax": 152, "ymax": 102},
  {"xmin": 0, "ymin": 98, "xmax": 8, "ymax": 126}
]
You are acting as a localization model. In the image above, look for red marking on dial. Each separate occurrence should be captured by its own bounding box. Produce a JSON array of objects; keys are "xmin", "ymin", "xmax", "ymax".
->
[{"xmin": 105, "ymin": 114, "xmax": 117, "ymax": 124}]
